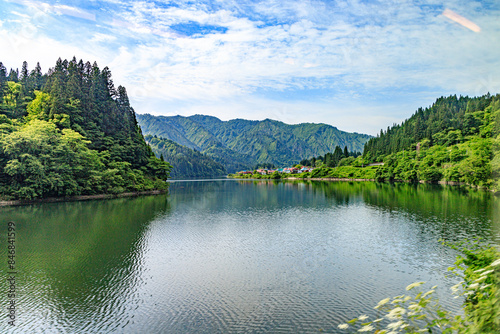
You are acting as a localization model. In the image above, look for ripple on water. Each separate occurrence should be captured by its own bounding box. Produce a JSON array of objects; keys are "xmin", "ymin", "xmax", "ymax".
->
[{"xmin": 1, "ymin": 180, "xmax": 498, "ymax": 333}]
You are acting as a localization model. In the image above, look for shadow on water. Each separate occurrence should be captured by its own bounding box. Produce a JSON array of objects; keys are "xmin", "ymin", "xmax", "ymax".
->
[{"xmin": 0, "ymin": 194, "xmax": 170, "ymax": 333}]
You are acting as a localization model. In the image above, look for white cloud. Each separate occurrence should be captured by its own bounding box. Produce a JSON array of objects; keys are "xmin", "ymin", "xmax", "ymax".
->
[
  {"xmin": 53, "ymin": 4, "xmax": 96, "ymax": 21},
  {"xmin": 91, "ymin": 32, "xmax": 117, "ymax": 43},
  {"xmin": 2, "ymin": 0, "xmax": 500, "ymax": 134},
  {"xmin": 0, "ymin": 27, "xmax": 102, "ymax": 72}
]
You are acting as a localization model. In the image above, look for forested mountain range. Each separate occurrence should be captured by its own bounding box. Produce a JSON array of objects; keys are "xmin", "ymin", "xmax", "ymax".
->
[
  {"xmin": 137, "ymin": 114, "xmax": 371, "ymax": 172},
  {"xmin": 0, "ymin": 58, "xmax": 170, "ymax": 200},
  {"xmin": 363, "ymin": 93, "xmax": 500, "ymax": 188},
  {"xmin": 145, "ymin": 135, "xmax": 226, "ymax": 178}
]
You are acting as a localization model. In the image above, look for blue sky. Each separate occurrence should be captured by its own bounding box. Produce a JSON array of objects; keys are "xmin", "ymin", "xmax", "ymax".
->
[{"xmin": 0, "ymin": 0, "xmax": 499, "ymax": 135}]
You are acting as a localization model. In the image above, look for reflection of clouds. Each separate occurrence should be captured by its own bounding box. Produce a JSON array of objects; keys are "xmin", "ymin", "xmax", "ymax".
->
[{"xmin": 442, "ymin": 9, "xmax": 480, "ymax": 33}]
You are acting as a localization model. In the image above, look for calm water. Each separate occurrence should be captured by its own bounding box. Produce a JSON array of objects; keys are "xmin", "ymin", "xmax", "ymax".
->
[{"xmin": 0, "ymin": 180, "xmax": 499, "ymax": 333}]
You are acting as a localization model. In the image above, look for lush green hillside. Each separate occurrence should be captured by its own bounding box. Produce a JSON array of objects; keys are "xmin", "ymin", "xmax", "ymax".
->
[
  {"xmin": 362, "ymin": 93, "xmax": 500, "ymax": 189},
  {"xmin": 145, "ymin": 135, "xmax": 226, "ymax": 178},
  {"xmin": 137, "ymin": 114, "xmax": 371, "ymax": 172},
  {"xmin": 0, "ymin": 59, "xmax": 171, "ymax": 200}
]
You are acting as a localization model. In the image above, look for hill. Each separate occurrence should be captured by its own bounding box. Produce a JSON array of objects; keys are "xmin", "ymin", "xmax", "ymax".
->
[
  {"xmin": 0, "ymin": 58, "xmax": 170, "ymax": 200},
  {"xmin": 136, "ymin": 114, "xmax": 371, "ymax": 172},
  {"xmin": 362, "ymin": 93, "xmax": 500, "ymax": 189},
  {"xmin": 145, "ymin": 135, "xmax": 226, "ymax": 178}
]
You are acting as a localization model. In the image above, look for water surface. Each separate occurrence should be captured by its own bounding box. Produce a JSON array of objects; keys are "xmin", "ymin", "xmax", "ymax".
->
[{"xmin": 0, "ymin": 180, "xmax": 499, "ymax": 333}]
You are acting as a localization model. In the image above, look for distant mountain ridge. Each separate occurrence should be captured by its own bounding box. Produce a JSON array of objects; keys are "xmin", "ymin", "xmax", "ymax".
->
[{"xmin": 137, "ymin": 114, "xmax": 372, "ymax": 172}]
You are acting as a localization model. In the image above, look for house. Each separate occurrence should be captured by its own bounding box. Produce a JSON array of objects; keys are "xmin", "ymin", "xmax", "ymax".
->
[
  {"xmin": 283, "ymin": 167, "xmax": 299, "ymax": 174},
  {"xmin": 256, "ymin": 169, "xmax": 268, "ymax": 175},
  {"xmin": 237, "ymin": 171, "xmax": 252, "ymax": 175}
]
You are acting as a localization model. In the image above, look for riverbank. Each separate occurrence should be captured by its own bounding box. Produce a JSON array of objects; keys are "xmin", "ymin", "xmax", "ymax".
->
[
  {"xmin": 0, "ymin": 189, "xmax": 168, "ymax": 207},
  {"xmin": 229, "ymin": 174, "xmax": 499, "ymax": 194}
]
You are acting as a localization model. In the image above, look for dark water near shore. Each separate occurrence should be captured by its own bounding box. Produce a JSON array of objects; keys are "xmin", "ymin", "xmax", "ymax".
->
[{"xmin": 0, "ymin": 180, "xmax": 499, "ymax": 333}]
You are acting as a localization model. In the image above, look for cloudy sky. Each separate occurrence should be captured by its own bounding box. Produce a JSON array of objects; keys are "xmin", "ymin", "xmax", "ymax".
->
[{"xmin": 0, "ymin": 0, "xmax": 499, "ymax": 135}]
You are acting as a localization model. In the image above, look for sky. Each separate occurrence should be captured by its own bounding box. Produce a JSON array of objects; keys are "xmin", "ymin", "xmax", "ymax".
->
[{"xmin": 0, "ymin": 0, "xmax": 499, "ymax": 135}]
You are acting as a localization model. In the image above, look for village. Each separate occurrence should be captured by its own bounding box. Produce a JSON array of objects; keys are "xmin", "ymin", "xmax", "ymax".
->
[{"xmin": 236, "ymin": 166, "xmax": 315, "ymax": 175}]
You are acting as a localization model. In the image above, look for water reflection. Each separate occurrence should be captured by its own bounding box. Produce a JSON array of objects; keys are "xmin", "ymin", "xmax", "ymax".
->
[
  {"xmin": 0, "ymin": 195, "xmax": 170, "ymax": 333},
  {"xmin": 0, "ymin": 181, "xmax": 498, "ymax": 333}
]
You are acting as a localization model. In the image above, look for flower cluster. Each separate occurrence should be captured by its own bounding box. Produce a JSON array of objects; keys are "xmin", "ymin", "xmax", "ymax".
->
[{"xmin": 337, "ymin": 243, "xmax": 500, "ymax": 333}]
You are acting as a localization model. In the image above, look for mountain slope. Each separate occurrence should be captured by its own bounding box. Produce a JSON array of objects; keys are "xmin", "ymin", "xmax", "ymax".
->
[
  {"xmin": 145, "ymin": 135, "xmax": 226, "ymax": 178},
  {"xmin": 362, "ymin": 93, "xmax": 500, "ymax": 189},
  {"xmin": 137, "ymin": 114, "xmax": 371, "ymax": 172}
]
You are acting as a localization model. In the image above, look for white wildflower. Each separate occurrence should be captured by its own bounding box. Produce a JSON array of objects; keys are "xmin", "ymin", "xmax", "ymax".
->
[
  {"xmin": 422, "ymin": 290, "xmax": 435, "ymax": 298},
  {"xmin": 490, "ymin": 258, "xmax": 500, "ymax": 267},
  {"xmin": 468, "ymin": 283, "xmax": 479, "ymax": 289},
  {"xmin": 358, "ymin": 315, "xmax": 369, "ymax": 321},
  {"xmin": 358, "ymin": 324, "xmax": 375, "ymax": 332},
  {"xmin": 409, "ymin": 304, "xmax": 422, "ymax": 312},
  {"xmin": 386, "ymin": 307, "xmax": 406, "ymax": 320},
  {"xmin": 387, "ymin": 320, "xmax": 404, "ymax": 329},
  {"xmin": 431, "ymin": 285, "xmax": 437, "ymax": 290},
  {"xmin": 474, "ymin": 276, "xmax": 487, "ymax": 283},
  {"xmin": 338, "ymin": 323, "xmax": 349, "ymax": 329},
  {"xmin": 373, "ymin": 318, "xmax": 384, "ymax": 323},
  {"xmin": 391, "ymin": 299, "xmax": 404, "ymax": 304},
  {"xmin": 406, "ymin": 281, "xmax": 425, "ymax": 291},
  {"xmin": 375, "ymin": 298, "xmax": 391, "ymax": 309},
  {"xmin": 479, "ymin": 269, "xmax": 494, "ymax": 276},
  {"xmin": 480, "ymin": 284, "xmax": 491, "ymax": 290},
  {"xmin": 418, "ymin": 329, "xmax": 429, "ymax": 332},
  {"xmin": 474, "ymin": 268, "xmax": 486, "ymax": 273},
  {"xmin": 450, "ymin": 282, "xmax": 462, "ymax": 293}
]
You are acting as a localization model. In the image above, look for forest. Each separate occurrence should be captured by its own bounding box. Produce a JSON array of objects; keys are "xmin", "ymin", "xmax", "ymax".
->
[
  {"xmin": 145, "ymin": 135, "xmax": 226, "ymax": 179},
  {"xmin": 0, "ymin": 59, "xmax": 171, "ymax": 200},
  {"xmin": 299, "ymin": 145, "xmax": 362, "ymax": 168},
  {"xmin": 363, "ymin": 94, "xmax": 500, "ymax": 189}
]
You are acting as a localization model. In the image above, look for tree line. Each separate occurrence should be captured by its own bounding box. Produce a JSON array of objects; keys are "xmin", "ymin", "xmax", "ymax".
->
[
  {"xmin": 0, "ymin": 58, "xmax": 171, "ymax": 200},
  {"xmin": 362, "ymin": 93, "xmax": 500, "ymax": 189},
  {"xmin": 299, "ymin": 146, "xmax": 361, "ymax": 168}
]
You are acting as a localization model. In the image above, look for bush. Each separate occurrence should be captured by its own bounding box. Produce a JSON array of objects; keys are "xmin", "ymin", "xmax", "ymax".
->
[{"xmin": 338, "ymin": 240, "xmax": 500, "ymax": 333}]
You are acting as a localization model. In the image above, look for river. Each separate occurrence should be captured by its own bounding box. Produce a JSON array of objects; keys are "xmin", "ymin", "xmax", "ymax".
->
[{"xmin": 0, "ymin": 179, "xmax": 499, "ymax": 333}]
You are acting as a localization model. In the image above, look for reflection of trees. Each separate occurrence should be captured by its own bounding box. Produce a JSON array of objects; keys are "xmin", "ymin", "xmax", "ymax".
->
[
  {"xmin": 307, "ymin": 180, "xmax": 499, "ymax": 242},
  {"xmin": 0, "ymin": 194, "xmax": 170, "ymax": 329}
]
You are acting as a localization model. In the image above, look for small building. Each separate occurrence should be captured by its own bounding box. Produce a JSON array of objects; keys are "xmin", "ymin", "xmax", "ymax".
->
[{"xmin": 283, "ymin": 167, "xmax": 299, "ymax": 174}]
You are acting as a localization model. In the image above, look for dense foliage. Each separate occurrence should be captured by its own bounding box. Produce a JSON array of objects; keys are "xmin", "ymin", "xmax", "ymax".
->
[
  {"xmin": 145, "ymin": 135, "xmax": 226, "ymax": 179},
  {"xmin": 0, "ymin": 59, "xmax": 171, "ymax": 200},
  {"xmin": 137, "ymin": 114, "xmax": 371, "ymax": 172},
  {"xmin": 299, "ymin": 145, "xmax": 361, "ymax": 167},
  {"xmin": 363, "ymin": 94, "xmax": 500, "ymax": 189}
]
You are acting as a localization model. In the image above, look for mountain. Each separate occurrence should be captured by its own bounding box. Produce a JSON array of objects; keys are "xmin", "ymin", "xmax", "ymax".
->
[
  {"xmin": 136, "ymin": 114, "xmax": 371, "ymax": 172},
  {"xmin": 145, "ymin": 135, "xmax": 226, "ymax": 178},
  {"xmin": 362, "ymin": 93, "xmax": 500, "ymax": 188},
  {"xmin": 0, "ymin": 58, "xmax": 170, "ymax": 200}
]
